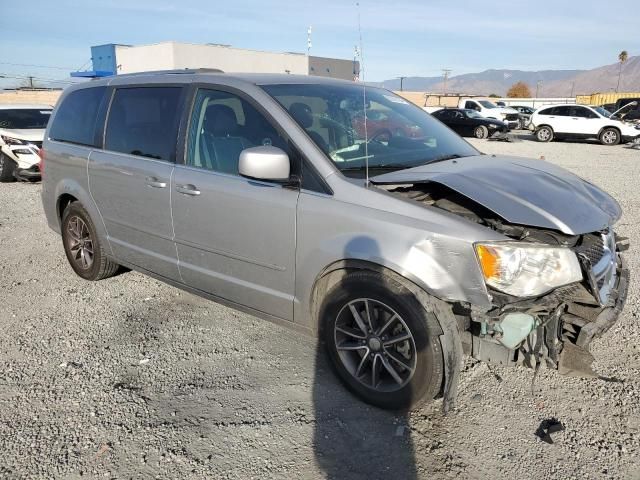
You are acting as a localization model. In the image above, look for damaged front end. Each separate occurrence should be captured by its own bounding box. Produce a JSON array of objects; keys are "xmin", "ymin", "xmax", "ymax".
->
[{"xmin": 382, "ymin": 180, "xmax": 629, "ymax": 378}]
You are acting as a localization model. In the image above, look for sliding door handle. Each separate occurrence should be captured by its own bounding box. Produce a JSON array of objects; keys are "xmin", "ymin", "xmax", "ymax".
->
[
  {"xmin": 176, "ymin": 184, "xmax": 201, "ymax": 196},
  {"xmin": 145, "ymin": 176, "xmax": 167, "ymax": 188}
]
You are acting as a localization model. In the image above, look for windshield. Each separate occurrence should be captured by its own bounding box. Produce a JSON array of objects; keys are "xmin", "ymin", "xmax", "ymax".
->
[
  {"xmin": 478, "ymin": 100, "xmax": 497, "ymax": 109},
  {"xmin": 0, "ymin": 109, "xmax": 52, "ymax": 129},
  {"xmin": 465, "ymin": 110, "xmax": 482, "ymax": 118},
  {"xmin": 592, "ymin": 106, "xmax": 611, "ymax": 118},
  {"xmin": 262, "ymin": 84, "xmax": 478, "ymax": 174}
]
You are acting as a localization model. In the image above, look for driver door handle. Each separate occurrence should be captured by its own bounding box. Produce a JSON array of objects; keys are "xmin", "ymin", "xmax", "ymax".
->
[{"xmin": 176, "ymin": 184, "xmax": 201, "ymax": 196}]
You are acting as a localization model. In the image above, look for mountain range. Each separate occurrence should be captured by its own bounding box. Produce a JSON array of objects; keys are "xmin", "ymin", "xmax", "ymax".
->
[{"xmin": 380, "ymin": 56, "xmax": 640, "ymax": 97}]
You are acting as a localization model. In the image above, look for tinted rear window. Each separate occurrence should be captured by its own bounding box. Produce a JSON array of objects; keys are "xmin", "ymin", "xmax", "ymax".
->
[
  {"xmin": 105, "ymin": 87, "xmax": 182, "ymax": 161},
  {"xmin": 0, "ymin": 109, "xmax": 51, "ymax": 129},
  {"xmin": 49, "ymin": 87, "xmax": 106, "ymax": 146}
]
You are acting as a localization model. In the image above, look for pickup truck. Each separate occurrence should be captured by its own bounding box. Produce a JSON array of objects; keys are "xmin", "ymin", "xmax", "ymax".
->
[{"xmin": 458, "ymin": 98, "xmax": 520, "ymax": 129}]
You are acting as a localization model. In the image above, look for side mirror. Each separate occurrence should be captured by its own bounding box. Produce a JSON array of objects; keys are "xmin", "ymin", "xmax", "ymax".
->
[{"xmin": 239, "ymin": 146, "xmax": 290, "ymax": 181}]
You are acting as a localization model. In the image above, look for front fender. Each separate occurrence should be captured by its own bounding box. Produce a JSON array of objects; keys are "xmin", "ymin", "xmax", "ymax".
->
[{"xmin": 294, "ymin": 190, "xmax": 499, "ymax": 329}]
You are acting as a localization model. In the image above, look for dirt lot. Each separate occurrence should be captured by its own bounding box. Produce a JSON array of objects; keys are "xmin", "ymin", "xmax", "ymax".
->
[{"xmin": 1, "ymin": 135, "xmax": 639, "ymax": 479}]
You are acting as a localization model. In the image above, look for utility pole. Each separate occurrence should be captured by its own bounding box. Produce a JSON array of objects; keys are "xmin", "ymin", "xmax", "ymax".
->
[
  {"xmin": 570, "ymin": 81, "xmax": 575, "ymax": 98},
  {"xmin": 442, "ymin": 69, "xmax": 451, "ymax": 96},
  {"xmin": 534, "ymin": 80, "xmax": 543, "ymax": 108},
  {"xmin": 28, "ymin": 76, "xmax": 34, "ymax": 89},
  {"xmin": 398, "ymin": 76, "xmax": 406, "ymax": 91},
  {"xmin": 307, "ymin": 26, "xmax": 312, "ymax": 57}
]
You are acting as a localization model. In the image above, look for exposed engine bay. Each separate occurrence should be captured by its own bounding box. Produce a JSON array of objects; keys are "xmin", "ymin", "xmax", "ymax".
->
[{"xmin": 382, "ymin": 182, "xmax": 630, "ymax": 377}]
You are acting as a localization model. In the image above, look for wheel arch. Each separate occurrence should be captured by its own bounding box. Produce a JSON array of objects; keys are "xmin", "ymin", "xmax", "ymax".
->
[
  {"xmin": 598, "ymin": 125, "xmax": 621, "ymax": 136},
  {"xmin": 57, "ymin": 193, "xmax": 78, "ymax": 222},
  {"xmin": 310, "ymin": 258, "xmax": 464, "ymax": 412},
  {"xmin": 311, "ymin": 259, "xmax": 441, "ymax": 332},
  {"xmin": 52, "ymin": 179, "xmax": 112, "ymax": 255}
]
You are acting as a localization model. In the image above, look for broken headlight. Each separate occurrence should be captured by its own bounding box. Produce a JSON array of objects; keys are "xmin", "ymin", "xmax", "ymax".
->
[
  {"xmin": 475, "ymin": 243, "xmax": 582, "ymax": 297},
  {"xmin": 0, "ymin": 135, "xmax": 25, "ymax": 145}
]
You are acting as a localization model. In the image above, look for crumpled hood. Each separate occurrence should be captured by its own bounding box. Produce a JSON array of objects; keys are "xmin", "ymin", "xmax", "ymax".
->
[
  {"xmin": 371, "ymin": 154, "xmax": 621, "ymax": 235},
  {"xmin": 0, "ymin": 128, "xmax": 45, "ymax": 142}
]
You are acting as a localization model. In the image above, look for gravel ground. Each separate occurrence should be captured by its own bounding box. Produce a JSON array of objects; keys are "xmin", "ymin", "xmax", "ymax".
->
[{"xmin": 1, "ymin": 135, "xmax": 639, "ymax": 479}]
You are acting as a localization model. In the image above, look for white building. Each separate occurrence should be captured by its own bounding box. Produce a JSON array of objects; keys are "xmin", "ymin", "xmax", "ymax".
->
[{"xmin": 74, "ymin": 42, "xmax": 358, "ymax": 81}]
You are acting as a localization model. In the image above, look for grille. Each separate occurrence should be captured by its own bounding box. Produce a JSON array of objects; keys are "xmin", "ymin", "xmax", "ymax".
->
[
  {"xmin": 577, "ymin": 234, "xmax": 605, "ymax": 265},
  {"xmin": 505, "ymin": 114, "xmax": 519, "ymax": 121},
  {"xmin": 576, "ymin": 231, "xmax": 617, "ymax": 305},
  {"xmin": 30, "ymin": 141, "xmax": 43, "ymax": 149}
]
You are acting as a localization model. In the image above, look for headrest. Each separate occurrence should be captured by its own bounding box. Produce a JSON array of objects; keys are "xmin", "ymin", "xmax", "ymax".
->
[
  {"xmin": 203, "ymin": 104, "xmax": 239, "ymax": 136},
  {"xmin": 288, "ymin": 102, "xmax": 314, "ymax": 129}
]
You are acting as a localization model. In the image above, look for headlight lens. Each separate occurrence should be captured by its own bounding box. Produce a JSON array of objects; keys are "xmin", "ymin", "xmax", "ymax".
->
[
  {"xmin": 475, "ymin": 243, "xmax": 582, "ymax": 297},
  {"xmin": 488, "ymin": 123, "xmax": 499, "ymax": 128},
  {"xmin": 1, "ymin": 135, "xmax": 25, "ymax": 145}
]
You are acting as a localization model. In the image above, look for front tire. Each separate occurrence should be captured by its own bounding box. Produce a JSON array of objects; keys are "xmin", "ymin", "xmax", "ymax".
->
[
  {"xmin": 0, "ymin": 154, "xmax": 16, "ymax": 182},
  {"xmin": 474, "ymin": 125, "xmax": 489, "ymax": 139},
  {"xmin": 320, "ymin": 270, "xmax": 444, "ymax": 410},
  {"xmin": 536, "ymin": 125, "xmax": 554, "ymax": 142},
  {"xmin": 599, "ymin": 128, "xmax": 620, "ymax": 146},
  {"xmin": 61, "ymin": 202, "xmax": 120, "ymax": 281}
]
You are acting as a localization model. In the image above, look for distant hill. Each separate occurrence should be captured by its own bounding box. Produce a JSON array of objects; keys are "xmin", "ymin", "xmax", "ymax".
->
[{"xmin": 380, "ymin": 56, "xmax": 640, "ymax": 97}]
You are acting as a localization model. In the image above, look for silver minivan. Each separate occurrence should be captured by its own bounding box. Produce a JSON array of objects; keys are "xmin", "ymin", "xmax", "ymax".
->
[{"xmin": 41, "ymin": 71, "xmax": 628, "ymax": 410}]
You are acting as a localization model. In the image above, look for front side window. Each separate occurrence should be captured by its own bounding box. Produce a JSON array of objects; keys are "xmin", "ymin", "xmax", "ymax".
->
[
  {"xmin": 0, "ymin": 109, "xmax": 51, "ymax": 129},
  {"xmin": 592, "ymin": 106, "xmax": 611, "ymax": 118},
  {"xmin": 105, "ymin": 87, "xmax": 182, "ymax": 161},
  {"xmin": 465, "ymin": 101, "xmax": 478, "ymax": 110},
  {"xmin": 262, "ymin": 83, "xmax": 478, "ymax": 176},
  {"xmin": 186, "ymin": 89, "xmax": 291, "ymax": 175},
  {"xmin": 49, "ymin": 87, "xmax": 106, "ymax": 146}
]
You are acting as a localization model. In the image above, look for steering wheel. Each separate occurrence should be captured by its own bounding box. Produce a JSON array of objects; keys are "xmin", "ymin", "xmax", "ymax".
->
[{"xmin": 368, "ymin": 129, "xmax": 392, "ymax": 144}]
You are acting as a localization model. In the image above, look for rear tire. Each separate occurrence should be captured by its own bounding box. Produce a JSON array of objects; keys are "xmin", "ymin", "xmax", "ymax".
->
[
  {"xmin": 0, "ymin": 154, "xmax": 16, "ymax": 182},
  {"xmin": 536, "ymin": 125, "xmax": 554, "ymax": 142},
  {"xmin": 599, "ymin": 128, "xmax": 620, "ymax": 146},
  {"xmin": 320, "ymin": 270, "xmax": 445, "ymax": 410},
  {"xmin": 474, "ymin": 125, "xmax": 489, "ymax": 139},
  {"xmin": 61, "ymin": 202, "xmax": 120, "ymax": 281}
]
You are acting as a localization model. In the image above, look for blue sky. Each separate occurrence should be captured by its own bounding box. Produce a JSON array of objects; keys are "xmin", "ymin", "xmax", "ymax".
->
[{"xmin": 1, "ymin": 0, "xmax": 638, "ymax": 88}]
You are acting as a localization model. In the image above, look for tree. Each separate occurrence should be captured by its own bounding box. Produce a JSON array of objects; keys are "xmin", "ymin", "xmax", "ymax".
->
[
  {"xmin": 507, "ymin": 81, "xmax": 532, "ymax": 98},
  {"xmin": 488, "ymin": 93, "xmax": 500, "ymax": 98},
  {"xmin": 616, "ymin": 50, "xmax": 628, "ymax": 92}
]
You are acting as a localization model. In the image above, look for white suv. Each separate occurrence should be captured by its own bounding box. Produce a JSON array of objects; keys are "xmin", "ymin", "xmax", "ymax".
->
[
  {"xmin": 0, "ymin": 104, "xmax": 52, "ymax": 182},
  {"xmin": 530, "ymin": 104, "xmax": 640, "ymax": 146}
]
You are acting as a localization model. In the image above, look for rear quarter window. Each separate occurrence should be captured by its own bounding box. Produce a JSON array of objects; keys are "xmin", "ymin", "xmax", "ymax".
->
[{"xmin": 49, "ymin": 87, "xmax": 106, "ymax": 146}]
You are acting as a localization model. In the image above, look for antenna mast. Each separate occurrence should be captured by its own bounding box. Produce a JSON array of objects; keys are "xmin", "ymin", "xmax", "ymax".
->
[{"xmin": 356, "ymin": 2, "xmax": 369, "ymax": 187}]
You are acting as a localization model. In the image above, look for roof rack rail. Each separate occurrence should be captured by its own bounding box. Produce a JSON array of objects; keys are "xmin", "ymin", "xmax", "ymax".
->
[{"xmin": 116, "ymin": 68, "xmax": 224, "ymax": 77}]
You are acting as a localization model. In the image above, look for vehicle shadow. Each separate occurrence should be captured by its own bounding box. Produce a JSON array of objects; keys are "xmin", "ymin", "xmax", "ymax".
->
[{"xmin": 312, "ymin": 236, "xmax": 419, "ymax": 479}]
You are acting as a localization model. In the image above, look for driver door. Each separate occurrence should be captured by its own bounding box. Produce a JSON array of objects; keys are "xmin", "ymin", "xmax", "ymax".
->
[{"xmin": 171, "ymin": 87, "xmax": 299, "ymax": 321}]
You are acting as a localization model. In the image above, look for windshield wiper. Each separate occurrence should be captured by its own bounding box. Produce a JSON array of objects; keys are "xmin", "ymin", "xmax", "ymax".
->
[
  {"xmin": 339, "ymin": 164, "xmax": 408, "ymax": 172},
  {"xmin": 425, "ymin": 154, "xmax": 464, "ymax": 165}
]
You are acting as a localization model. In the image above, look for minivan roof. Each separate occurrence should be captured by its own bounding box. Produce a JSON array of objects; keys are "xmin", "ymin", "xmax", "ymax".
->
[{"xmin": 75, "ymin": 70, "xmax": 364, "ymax": 88}]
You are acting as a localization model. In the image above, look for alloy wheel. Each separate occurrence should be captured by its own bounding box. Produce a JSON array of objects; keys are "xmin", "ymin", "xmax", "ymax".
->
[
  {"xmin": 602, "ymin": 130, "xmax": 618, "ymax": 144},
  {"xmin": 333, "ymin": 298, "xmax": 417, "ymax": 392},
  {"xmin": 538, "ymin": 128, "xmax": 551, "ymax": 141},
  {"xmin": 66, "ymin": 216, "xmax": 94, "ymax": 269}
]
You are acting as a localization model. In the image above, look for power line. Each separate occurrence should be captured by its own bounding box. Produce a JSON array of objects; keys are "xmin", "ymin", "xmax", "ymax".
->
[
  {"xmin": 0, "ymin": 61, "xmax": 75, "ymax": 70},
  {"xmin": 0, "ymin": 73, "xmax": 80, "ymax": 85}
]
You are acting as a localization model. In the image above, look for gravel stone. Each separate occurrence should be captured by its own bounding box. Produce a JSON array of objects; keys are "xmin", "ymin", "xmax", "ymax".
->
[{"xmin": 0, "ymin": 134, "xmax": 639, "ymax": 478}]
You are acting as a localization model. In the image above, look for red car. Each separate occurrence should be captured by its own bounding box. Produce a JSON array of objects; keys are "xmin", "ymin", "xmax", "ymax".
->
[{"xmin": 352, "ymin": 109, "xmax": 424, "ymax": 140}]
